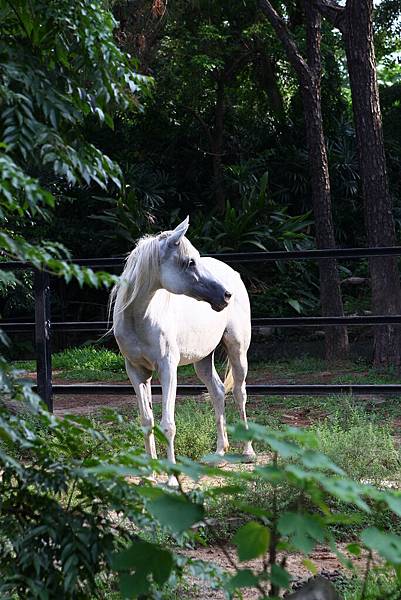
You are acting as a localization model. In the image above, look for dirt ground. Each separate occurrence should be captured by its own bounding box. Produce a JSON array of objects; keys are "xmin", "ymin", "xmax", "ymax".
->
[{"xmin": 180, "ymin": 544, "xmax": 370, "ymax": 599}]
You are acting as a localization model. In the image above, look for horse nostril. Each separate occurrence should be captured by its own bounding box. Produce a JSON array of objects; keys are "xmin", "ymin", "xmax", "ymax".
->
[{"xmin": 224, "ymin": 291, "xmax": 232, "ymax": 302}]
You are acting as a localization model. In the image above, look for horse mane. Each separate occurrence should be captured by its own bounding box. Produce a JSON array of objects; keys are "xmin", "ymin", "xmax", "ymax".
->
[{"xmin": 109, "ymin": 230, "xmax": 194, "ymax": 324}]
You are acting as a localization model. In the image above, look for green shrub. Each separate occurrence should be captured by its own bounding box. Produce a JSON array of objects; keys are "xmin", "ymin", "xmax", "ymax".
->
[
  {"xmin": 344, "ymin": 568, "xmax": 401, "ymax": 600},
  {"xmin": 174, "ymin": 399, "xmax": 216, "ymax": 461},
  {"xmin": 53, "ymin": 346, "xmax": 126, "ymax": 373}
]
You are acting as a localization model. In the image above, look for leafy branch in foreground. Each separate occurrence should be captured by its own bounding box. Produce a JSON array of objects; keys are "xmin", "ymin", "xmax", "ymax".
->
[
  {"xmin": 1, "ymin": 364, "xmax": 401, "ymax": 599},
  {"xmin": 88, "ymin": 421, "xmax": 401, "ymax": 598},
  {"xmin": 0, "ymin": 0, "xmax": 150, "ymax": 282},
  {"xmin": 0, "ymin": 233, "xmax": 118, "ymax": 288}
]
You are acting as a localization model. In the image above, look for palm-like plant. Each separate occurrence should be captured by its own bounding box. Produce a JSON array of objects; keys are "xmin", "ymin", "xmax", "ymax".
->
[{"xmin": 192, "ymin": 172, "xmax": 313, "ymax": 253}]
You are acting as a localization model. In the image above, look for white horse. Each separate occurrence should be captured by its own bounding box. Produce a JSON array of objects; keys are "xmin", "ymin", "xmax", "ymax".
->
[{"xmin": 111, "ymin": 217, "xmax": 255, "ymax": 483}]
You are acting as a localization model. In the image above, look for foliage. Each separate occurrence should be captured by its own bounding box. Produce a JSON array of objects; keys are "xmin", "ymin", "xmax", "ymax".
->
[
  {"xmin": 4, "ymin": 0, "xmax": 401, "ymax": 322},
  {"xmin": 4, "ymin": 349, "xmax": 401, "ymax": 597},
  {"xmin": 0, "ymin": 0, "xmax": 148, "ymax": 274},
  {"xmin": 190, "ymin": 172, "xmax": 313, "ymax": 253},
  {"xmin": 2, "ymin": 1, "xmax": 401, "ymax": 598},
  {"xmin": 91, "ymin": 163, "xmax": 179, "ymax": 249},
  {"xmin": 0, "ymin": 378, "xmax": 160, "ymax": 598},
  {"xmin": 345, "ymin": 567, "xmax": 401, "ymax": 600}
]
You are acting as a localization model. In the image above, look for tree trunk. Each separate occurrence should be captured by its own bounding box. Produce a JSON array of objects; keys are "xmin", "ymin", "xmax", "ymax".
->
[
  {"xmin": 259, "ymin": 0, "xmax": 348, "ymax": 360},
  {"xmin": 343, "ymin": 0, "xmax": 401, "ymax": 367},
  {"xmin": 301, "ymin": 86, "xmax": 349, "ymax": 359},
  {"xmin": 302, "ymin": 5, "xmax": 348, "ymax": 360}
]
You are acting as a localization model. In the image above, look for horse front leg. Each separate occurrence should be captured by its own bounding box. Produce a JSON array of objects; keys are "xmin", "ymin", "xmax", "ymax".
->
[
  {"xmin": 159, "ymin": 358, "xmax": 179, "ymax": 487},
  {"xmin": 194, "ymin": 353, "xmax": 229, "ymax": 462},
  {"xmin": 125, "ymin": 360, "xmax": 157, "ymax": 459}
]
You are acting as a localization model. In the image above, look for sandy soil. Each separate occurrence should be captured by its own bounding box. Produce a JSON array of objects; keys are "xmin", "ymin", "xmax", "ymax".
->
[{"xmin": 180, "ymin": 544, "xmax": 370, "ymax": 599}]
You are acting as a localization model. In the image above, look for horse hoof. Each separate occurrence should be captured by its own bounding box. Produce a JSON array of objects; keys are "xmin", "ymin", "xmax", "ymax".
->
[
  {"xmin": 213, "ymin": 455, "xmax": 228, "ymax": 467},
  {"xmin": 167, "ymin": 475, "xmax": 179, "ymax": 488},
  {"xmin": 241, "ymin": 453, "xmax": 257, "ymax": 464}
]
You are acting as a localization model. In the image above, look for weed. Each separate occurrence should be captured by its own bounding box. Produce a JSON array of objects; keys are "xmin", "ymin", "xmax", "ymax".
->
[
  {"xmin": 313, "ymin": 400, "xmax": 401, "ymax": 485},
  {"xmin": 343, "ymin": 567, "xmax": 401, "ymax": 600}
]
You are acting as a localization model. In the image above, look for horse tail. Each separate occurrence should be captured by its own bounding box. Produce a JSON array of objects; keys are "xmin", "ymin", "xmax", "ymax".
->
[{"xmin": 224, "ymin": 359, "xmax": 234, "ymax": 394}]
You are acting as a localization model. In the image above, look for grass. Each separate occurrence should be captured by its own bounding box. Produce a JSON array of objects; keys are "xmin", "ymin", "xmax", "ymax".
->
[
  {"xmin": 9, "ymin": 345, "xmax": 401, "ymax": 599},
  {"xmin": 13, "ymin": 346, "xmax": 198, "ymax": 381},
  {"xmin": 80, "ymin": 393, "xmax": 401, "ymax": 546},
  {"xmin": 13, "ymin": 345, "xmax": 401, "ymax": 388},
  {"xmin": 9, "ymin": 355, "xmax": 401, "ymax": 599},
  {"xmin": 204, "ymin": 397, "xmax": 401, "ymax": 542},
  {"xmin": 312, "ymin": 400, "xmax": 401, "ymax": 484},
  {"xmin": 343, "ymin": 568, "xmax": 401, "ymax": 600}
]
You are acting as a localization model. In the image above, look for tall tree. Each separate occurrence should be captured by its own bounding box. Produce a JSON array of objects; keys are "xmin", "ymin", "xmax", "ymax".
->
[
  {"xmin": 314, "ymin": 0, "xmax": 401, "ymax": 367},
  {"xmin": 259, "ymin": 0, "xmax": 349, "ymax": 360}
]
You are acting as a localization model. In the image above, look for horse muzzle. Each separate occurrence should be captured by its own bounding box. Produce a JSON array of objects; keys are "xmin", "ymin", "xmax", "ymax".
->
[{"xmin": 210, "ymin": 290, "xmax": 232, "ymax": 312}]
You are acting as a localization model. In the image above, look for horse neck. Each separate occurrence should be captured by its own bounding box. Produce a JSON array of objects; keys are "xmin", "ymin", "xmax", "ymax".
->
[
  {"xmin": 119, "ymin": 258, "xmax": 162, "ymax": 321},
  {"xmin": 129, "ymin": 281, "xmax": 160, "ymax": 320}
]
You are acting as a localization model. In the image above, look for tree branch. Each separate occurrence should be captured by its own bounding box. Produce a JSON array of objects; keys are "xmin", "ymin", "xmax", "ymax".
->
[
  {"xmin": 312, "ymin": 0, "xmax": 346, "ymax": 32},
  {"xmin": 259, "ymin": 0, "xmax": 311, "ymax": 85}
]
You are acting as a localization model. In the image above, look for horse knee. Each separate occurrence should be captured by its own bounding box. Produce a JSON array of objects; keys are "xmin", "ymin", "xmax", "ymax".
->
[
  {"xmin": 141, "ymin": 414, "xmax": 154, "ymax": 429},
  {"xmin": 233, "ymin": 383, "xmax": 246, "ymax": 402},
  {"xmin": 211, "ymin": 385, "xmax": 225, "ymax": 412},
  {"xmin": 161, "ymin": 419, "xmax": 176, "ymax": 441}
]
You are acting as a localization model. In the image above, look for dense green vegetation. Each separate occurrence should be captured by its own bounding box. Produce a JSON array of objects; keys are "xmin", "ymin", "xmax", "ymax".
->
[{"xmin": 2, "ymin": 0, "xmax": 401, "ymax": 330}]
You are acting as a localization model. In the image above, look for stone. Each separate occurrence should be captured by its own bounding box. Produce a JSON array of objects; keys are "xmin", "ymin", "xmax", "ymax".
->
[{"xmin": 285, "ymin": 576, "xmax": 342, "ymax": 600}]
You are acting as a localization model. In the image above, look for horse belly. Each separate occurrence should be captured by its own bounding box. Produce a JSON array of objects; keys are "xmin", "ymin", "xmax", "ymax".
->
[{"xmin": 174, "ymin": 299, "xmax": 227, "ymax": 365}]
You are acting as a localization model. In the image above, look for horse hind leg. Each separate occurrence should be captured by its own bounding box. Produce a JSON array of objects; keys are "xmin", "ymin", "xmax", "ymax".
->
[
  {"xmin": 224, "ymin": 339, "xmax": 256, "ymax": 462},
  {"xmin": 194, "ymin": 352, "xmax": 229, "ymax": 460},
  {"xmin": 124, "ymin": 359, "xmax": 157, "ymax": 459}
]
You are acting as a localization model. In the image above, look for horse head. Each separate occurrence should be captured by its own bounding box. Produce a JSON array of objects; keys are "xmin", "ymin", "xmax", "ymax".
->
[{"xmin": 159, "ymin": 217, "xmax": 232, "ymax": 312}]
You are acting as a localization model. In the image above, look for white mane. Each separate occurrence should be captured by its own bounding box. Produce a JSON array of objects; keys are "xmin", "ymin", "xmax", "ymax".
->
[{"xmin": 109, "ymin": 231, "xmax": 194, "ymax": 321}]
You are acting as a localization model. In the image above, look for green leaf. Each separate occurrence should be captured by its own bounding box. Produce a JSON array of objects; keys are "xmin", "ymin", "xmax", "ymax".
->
[
  {"xmin": 113, "ymin": 540, "xmax": 174, "ymax": 597},
  {"xmin": 119, "ymin": 572, "xmax": 148, "ymax": 598},
  {"xmin": 147, "ymin": 492, "xmax": 204, "ymax": 533},
  {"xmin": 321, "ymin": 478, "xmax": 370, "ymax": 512},
  {"xmin": 225, "ymin": 569, "xmax": 259, "ymax": 592},
  {"xmin": 384, "ymin": 492, "xmax": 401, "ymax": 517},
  {"xmin": 302, "ymin": 558, "xmax": 318, "ymax": 575},
  {"xmin": 270, "ymin": 564, "xmax": 291, "ymax": 588},
  {"xmin": 278, "ymin": 513, "xmax": 325, "ymax": 553},
  {"xmin": 288, "ymin": 298, "xmax": 302, "ymax": 313},
  {"xmin": 233, "ymin": 521, "xmax": 270, "ymax": 561},
  {"xmin": 346, "ymin": 543, "xmax": 361, "ymax": 557},
  {"xmin": 301, "ymin": 450, "xmax": 345, "ymax": 475},
  {"xmin": 361, "ymin": 528, "xmax": 401, "ymax": 564}
]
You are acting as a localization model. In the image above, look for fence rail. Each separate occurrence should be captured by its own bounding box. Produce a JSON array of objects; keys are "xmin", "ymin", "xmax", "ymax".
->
[
  {"xmin": 37, "ymin": 383, "xmax": 401, "ymax": 396},
  {"xmin": 3, "ymin": 245, "xmax": 401, "ymax": 270},
  {"xmin": 3, "ymin": 315, "xmax": 401, "ymax": 332},
  {"xmin": 3, "ymin": 246, "xmax": 401, "ymax": 412}
]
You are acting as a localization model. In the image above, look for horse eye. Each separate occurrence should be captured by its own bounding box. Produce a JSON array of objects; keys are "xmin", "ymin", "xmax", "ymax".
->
[{"xmin": 188, "ymin": 258, "xmax": 196, "ymax": 268}]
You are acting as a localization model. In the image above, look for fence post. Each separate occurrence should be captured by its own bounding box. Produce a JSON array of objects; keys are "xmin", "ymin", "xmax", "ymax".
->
[{"xmin": 34, "ymin": 270, "xmax": 52, "ymax": 411}]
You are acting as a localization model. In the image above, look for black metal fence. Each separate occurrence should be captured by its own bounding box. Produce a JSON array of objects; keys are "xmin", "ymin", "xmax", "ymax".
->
[{"xmin": 3, "ymin": 246, "xmax": 401, "ymax": 412}]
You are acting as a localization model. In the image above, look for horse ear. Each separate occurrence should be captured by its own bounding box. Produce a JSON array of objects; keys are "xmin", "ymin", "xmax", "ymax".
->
[{"xmin": 168, "ymin": 216, "xmax": 189, "ymax": 247}]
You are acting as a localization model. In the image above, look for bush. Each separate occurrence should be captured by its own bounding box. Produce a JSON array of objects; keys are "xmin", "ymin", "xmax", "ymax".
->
[
  {"xmin": 174, "ymin": 399, "xmax": 216, "ymax": 461},
  {"xmin": 53, "ymin": 346, "xmax": 126, "ymax": 373},
  {"xmin": 344, "ymin": 568, "xmax": 401, "ymax": 600}
]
